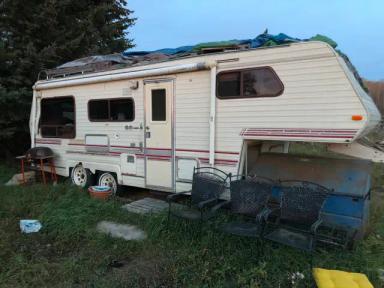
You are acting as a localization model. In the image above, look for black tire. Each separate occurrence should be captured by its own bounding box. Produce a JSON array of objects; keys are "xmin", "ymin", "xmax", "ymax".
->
[
  {"xmin": 97, "ymin": 172, "xmax": 123, "ymax": 195},
  {"xmin": 70, "ymin": 165, "xmax": 94, "ymax": 188}
]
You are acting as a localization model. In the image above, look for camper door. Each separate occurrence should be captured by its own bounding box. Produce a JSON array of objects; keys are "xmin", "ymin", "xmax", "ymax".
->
[{"xmin": 144, "ymin": 81, "xmax": 174, "ymax": 190}]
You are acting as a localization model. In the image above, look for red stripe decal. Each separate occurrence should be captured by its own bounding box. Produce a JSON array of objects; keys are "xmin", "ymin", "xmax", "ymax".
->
[
  {"xmin": 68, "ymin": 143, "xmax": 238, "ymax": 155},
  {"xmin": 36, "ymin": 139, "xmax": 61, "ymax": 145},
  {"xmin": 240, "ymin": 128, "xmax": 358, "ymax": 139},
  {"xmin": 36, "ymin": 142, "xmax": 61, "ymax": 145},
  {"xmin": 122, "ymin": 173, "xmax": 137, "ymax": 176},
  {"xmin": 198, "ymin": 157, "xmax": 238, "ymax": 163},
  {"xmin": 176, "ymin": 148, "xmax": 239, "ymax": 155},
  {"xmin": 242, "ymin": 133, "xmax": 354, "ymax": 139},
  {"xmin": 243, "ymin": 128, "xmax": 357, "ymax": 132},
  {"xmin": 146, "ymin": 147, "xmax": 172, "ymax": 151},
  {"xmin": 66, "ymin": 151, "xmax": 121, "ymax": 157},
  {"xmin": 147, "ymin": 157, "xmax": 171, "ymax": 161},
  {"xmin": 66, "ymin": 151, "xmax": 239, "ymax": 165}
]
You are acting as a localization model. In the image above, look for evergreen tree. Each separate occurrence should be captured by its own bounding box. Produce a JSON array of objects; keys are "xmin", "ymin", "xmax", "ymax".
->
[{"xmin": 0, "ymin": 0, "xmax": 135, "ymax": 157}]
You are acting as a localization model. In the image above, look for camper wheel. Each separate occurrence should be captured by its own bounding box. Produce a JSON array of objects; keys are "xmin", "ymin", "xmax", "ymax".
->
[
  {"xmin": 71, "ymin": 165, "xmax": 94, "ymax": 188},
  {"xmin": 97, "ymin": 172, "xmax": 119, "ymax": 195}
]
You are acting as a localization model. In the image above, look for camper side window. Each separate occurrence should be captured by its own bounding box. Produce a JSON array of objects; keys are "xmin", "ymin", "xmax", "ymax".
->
[
  {"xmin": 217, "ymin": 67, "xmax": 283, "ymax": 99},
  {"xmin": 40, "ymin": 96, "xmax": 75, "ymax": 138},
  {"xmin": 88, "ymin": 98, "xmax": 135, "ymax": 122}
]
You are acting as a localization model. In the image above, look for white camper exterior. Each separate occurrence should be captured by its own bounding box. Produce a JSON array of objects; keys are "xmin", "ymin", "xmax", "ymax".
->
[{"xmin": 30, "ymin": 41, "xmax": 381, "ymax": 193}]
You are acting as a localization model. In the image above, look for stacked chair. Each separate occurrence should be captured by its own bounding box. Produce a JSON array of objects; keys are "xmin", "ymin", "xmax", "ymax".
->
[
  {"xmin": 261, "ymin": 180, "xmax": 329, "ymax": 251},
  {"xmin": 167, "ymin": 167, "xmax": 358, "ymax": 251},
  {"xmin": 167, "ymin": 167, "xmax": 230, "ymax": 230},
  {"xmin": 219, "ymin": 175, "xmax": 274, "ymax": 237}
]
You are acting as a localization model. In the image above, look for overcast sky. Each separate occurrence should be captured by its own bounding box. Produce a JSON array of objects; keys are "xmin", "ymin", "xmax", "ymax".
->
[{"xmin": 127, "ymin": 0, "xmax": 383, "ymax": 80}]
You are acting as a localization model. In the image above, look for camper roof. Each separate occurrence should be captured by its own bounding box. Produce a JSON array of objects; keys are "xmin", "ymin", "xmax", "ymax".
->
[{"xmin": 37, "ymin": 32, "xmax": 364, "ymax": 90}]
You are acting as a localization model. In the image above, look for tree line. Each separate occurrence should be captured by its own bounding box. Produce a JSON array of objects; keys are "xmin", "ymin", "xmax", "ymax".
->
[{"xmin": 0, "ymin": 0, "xmax": 135, "ymax": 158}]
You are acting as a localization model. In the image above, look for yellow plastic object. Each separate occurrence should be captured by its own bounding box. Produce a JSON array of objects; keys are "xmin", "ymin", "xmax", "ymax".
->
[{"xmin": 313, "ymin": 268, "xmax": 373, "ymax": 288}]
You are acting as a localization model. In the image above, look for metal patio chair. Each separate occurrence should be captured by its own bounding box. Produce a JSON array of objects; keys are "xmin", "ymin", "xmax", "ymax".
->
[
  {"xmin": 219, "ymin": 175, "xmax": 275, "ymax": 237},
  {"xmin": 261, "ymin": 180, "xmax": 330, "ymax": 251},
  {"xmin": 167, "ymin": 167, "xmax": 230, "ymax": 228}
]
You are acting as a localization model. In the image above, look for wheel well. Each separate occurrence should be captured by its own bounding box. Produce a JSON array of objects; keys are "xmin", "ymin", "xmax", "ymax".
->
[
  {"xmin": 95, "ymin": 170, "xmax": 117, "ymax": 179},
  {"xmin": 96, "ymin": 170, "xmax": 121, "ymax": 186},
  {"xmin": 69, "ymin": 164, "xmax": 120, "ymax": 182}
]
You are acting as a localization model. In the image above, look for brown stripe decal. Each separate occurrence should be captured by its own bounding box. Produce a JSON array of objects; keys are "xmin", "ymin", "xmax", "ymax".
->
[
  {"xmin": 65, "ymin": 150, "xmax": 238, "ymax": 166},
  {"xmin": 36, "ymin": 138, "xmax": 62, "ymax": 145},
  {"xmin": 68, "ymin": 143, "xmax": 238, "ymax": 155}
]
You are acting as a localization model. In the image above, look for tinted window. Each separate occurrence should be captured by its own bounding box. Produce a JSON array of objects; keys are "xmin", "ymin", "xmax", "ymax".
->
[
  {"xmin": 217, "ymin": 67, "xmax": 283, "ymax": 99},
  {"xmin": 243, "ymin": 68, "xmax": 283, "ymax": 97},
  {"xmin": 89, "ymin": 100, "xmax": 108, "ymax": 121},
  {"xmin": 151, "ymin": 89, "xmax": 166, "ymax": 121},
  {"xmin": 110, "ymin": 99, "xmax": 134, "ymax": 121},
  {"xmin": 40, "ymin": 97, "xmax": 75, "ymax": 138},
  {"xmin": 88, "ymin": 98, "xmax": 134, "ymax": 122},
  {"xmin": 217, "ymin": 71, "xmax": 241, "ymax": 97}
]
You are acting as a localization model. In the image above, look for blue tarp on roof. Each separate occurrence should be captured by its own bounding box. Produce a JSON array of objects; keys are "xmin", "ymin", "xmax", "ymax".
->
[
  {"xmin": 124, "ymin": 32, "xmax": 304, "ymax": 56},
  {"xmin": 123, "ymin": 31, "xmax": 365, "ymax": 90},
  {"xmin": 55, "ymin": 30, "xmax": 365, "ymax": 91}
]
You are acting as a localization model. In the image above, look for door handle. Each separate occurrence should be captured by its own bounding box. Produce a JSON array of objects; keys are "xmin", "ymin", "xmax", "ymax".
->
[
  {"xmin": 145, "ymin": 126, "xmax": 150, "ymax": 130},
  {"xmin": 145, "ymin": 132, "xmax": 151, "ymax": 138}
]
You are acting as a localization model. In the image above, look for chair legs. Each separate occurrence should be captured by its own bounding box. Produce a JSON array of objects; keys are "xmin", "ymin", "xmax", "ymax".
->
[
  {"xmin": 20, "ymin": 158, "xmax": 25, "ymax": 185},
  {"xmin": 49, "ymin": 159, "xmax": 57, "ymax": 183},
  {"xmin": 40, "ymin": 159, "xmax": 47, "ymax": 184}
]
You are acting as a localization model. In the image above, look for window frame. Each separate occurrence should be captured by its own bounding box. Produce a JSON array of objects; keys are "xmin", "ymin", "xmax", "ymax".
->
[
  {"xmin": 88, "ymin": 97, "xmax": 135, "ymax": 122},
  {"xmin": 216, "ymin": 66, "xmax": 284, "ymax": 99},
  {"xmin": 40, "ymin": 95, "xmax": 76, "ymax": 139},
  {"xmin": 150, "ymin": 88, "xmax": 167, "ymax": 123}
]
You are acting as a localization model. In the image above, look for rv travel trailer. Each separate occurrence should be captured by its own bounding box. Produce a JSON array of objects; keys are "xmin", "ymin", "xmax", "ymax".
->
[{"xmin": 30, "ymin": 40, "xmax": 383, "ymax": 203}]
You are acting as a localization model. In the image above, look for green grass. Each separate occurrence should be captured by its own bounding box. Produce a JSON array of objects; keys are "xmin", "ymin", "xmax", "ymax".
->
[{"xmin": 0, "ymin": 165, "xmax": 383, "ymax": 287}]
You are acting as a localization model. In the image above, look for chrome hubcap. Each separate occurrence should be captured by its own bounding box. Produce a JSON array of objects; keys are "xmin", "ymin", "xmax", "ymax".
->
[{"xmin": 99, "ymin": 173, "xmax": 117, "ymax": 195}]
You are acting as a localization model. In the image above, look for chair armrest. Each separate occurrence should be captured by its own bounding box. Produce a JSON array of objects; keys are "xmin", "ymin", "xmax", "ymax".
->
[
  {"xmin": 310, "ymin": 218, "xmax": 323, "ymax": 234},
  {"xmin": 256, "ymin": 207, "xmax": 280, "ymax": 223},
  {"xmin": 166, "ymin": 191, "xmax": 191, "ymax": 203},
  {"xmin": 210, "ymin": 200, "xmax": 231, "ymax": 213},
  {"xmin": 197, "ymin": 198, "xmax": 218, "ymax": 209}
]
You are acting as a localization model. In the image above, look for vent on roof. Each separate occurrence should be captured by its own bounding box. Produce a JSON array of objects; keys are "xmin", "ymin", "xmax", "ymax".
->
[{"xmin": 199, "ymin": 44, "xmax": 250, "ymax": 54}]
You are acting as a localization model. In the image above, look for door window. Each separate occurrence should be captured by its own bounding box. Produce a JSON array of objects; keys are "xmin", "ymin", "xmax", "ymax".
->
[{"xmin": 151, "ymin": 89, "xmax": 166, "ymax": 121}]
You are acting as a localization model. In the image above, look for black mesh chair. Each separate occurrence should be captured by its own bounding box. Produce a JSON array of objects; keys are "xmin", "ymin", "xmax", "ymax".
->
[
  {"xmin": 261, "ymin": 181, "xmax": 330, "ymax": 251},
  {"xmin": 167, "ymin": 167, "xmax": 230, "ymax": 227},
  {"xmin": 219, "ymin": 175, "xmax": 275, "ymax": 237}
]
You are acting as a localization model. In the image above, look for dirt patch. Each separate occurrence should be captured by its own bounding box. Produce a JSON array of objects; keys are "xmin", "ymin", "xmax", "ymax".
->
[{"xmin": 107, "ymin": 254, "xmax": 174, "ymax": 287}]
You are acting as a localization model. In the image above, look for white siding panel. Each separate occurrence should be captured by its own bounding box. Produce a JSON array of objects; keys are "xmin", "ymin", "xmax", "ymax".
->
[
  {"xmin": 175, "ymin": 70, "xmax": 211, "ymax": 152},
  {"xmin": 35, "ymin": 41, "xmax": 380, "ymax": 192}
]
